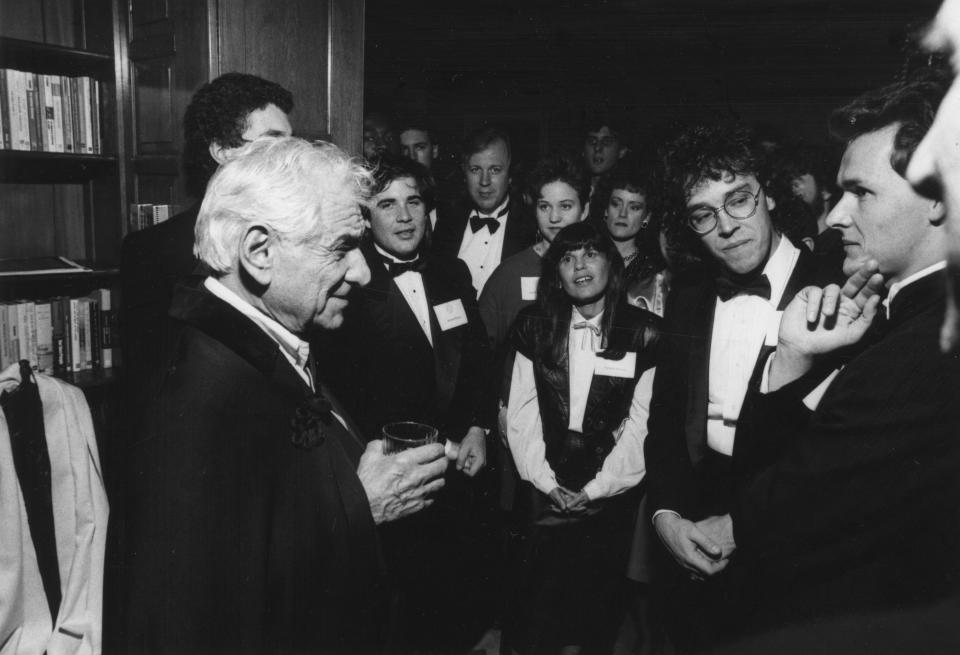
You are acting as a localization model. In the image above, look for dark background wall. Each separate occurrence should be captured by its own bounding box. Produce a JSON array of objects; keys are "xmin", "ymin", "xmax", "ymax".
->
[{"xmin": 365, "ymin": 0, "xmax": 941, "ymax": 166}]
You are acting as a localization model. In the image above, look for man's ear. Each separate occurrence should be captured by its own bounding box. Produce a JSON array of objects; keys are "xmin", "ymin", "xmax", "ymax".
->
[
  {"xmin": 618, "ymin": 146, "xmax": 629, "ymax": 160},
  {"xmin": 237, "ymin": 225, "xmax": 275, "ymax": 286},
  {"xmin": 929, "ymin": 198, "xmax": 947, "ymax": 225},
  {"xmin": 209, "ymin": 140, "xmax": 232, "ymax": 165},
  {"xmin": 764, "ymin": 190, "xmax": 777, "ymax": 212},
  {"xmin": 431, "ymin": 144, "xmax": 439, "ymax": 160}
]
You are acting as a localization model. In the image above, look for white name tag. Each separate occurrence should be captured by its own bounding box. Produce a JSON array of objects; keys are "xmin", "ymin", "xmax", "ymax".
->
[
  {"xmin": 521, "ymin": 276, "xmax": 539, "ymax": 301},
  {"xmin": 434, "ymin": 298, "xmax": 469, "ymax": 331},
  {"xmin": 594, "ymin": 351, "xmax": 636, "ymax": 378}
]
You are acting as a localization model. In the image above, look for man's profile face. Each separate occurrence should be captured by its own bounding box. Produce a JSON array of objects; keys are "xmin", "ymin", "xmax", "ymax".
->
[
  {"xmin": 829, "ymin": 124, "xmax": 937, "ymax": 283},
  {"xmin": 212, "ymin": 103, "xmax": 292, "ymax": 163},
  {"xmin": 583, "ymin": 126, "xmax": 625, "ymax": 176},
  {"xmin": 687, "ymin": 172, "xmax": 778, "ymax": 276},
  {"xmin": 907, "ymin": 0, "xmax": 960, "ymax": 350},
  {"xmin": 464, "ymin": 138, "xmax": 511, "ymax": 213},
  {"xmin": 363, "ymin": 115, "xmax": 398, "ymax": 161},
  {"xmin": 268, "ymin": 196, "xmax": 370, "ymax": 333},
  {"xmin": 400, "ymin": 129, "xmax": 437, "ymax": 169},
  {"xmin": 367, "ymin": 176, "xmax": 428, "ymax": 260}
]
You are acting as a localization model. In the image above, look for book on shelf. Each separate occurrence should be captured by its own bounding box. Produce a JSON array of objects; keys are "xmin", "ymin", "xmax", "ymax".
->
[
  {"xmin": 0, "ymin": 290, "xmax": 117, "ymax": 377},
  {"xmin": 0, "ymin": 68, "xmax": 102, "ymax": 154},
  {"xmin": 129, "ymin": 203, "xmax": 183, "ymax": 232},
  {"xmin": 0, "ymin": 256, "xmax": 92, "ymax": 276}
]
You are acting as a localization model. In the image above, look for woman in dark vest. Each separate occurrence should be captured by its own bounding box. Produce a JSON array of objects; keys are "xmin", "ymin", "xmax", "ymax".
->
[{"xmin": 503, "ymin": 221, "xmax": 660, "ymax": 655}]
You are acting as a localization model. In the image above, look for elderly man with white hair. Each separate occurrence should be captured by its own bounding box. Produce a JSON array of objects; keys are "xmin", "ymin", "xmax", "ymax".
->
[{"xmin": 116, "ymin": 137, "xmax": 448, "ymax": 654}]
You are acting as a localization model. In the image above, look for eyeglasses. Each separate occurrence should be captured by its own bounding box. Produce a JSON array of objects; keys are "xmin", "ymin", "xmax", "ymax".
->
[{"xmin": 686, "ymin": 186, "xmax": 764, "ymax": 235}]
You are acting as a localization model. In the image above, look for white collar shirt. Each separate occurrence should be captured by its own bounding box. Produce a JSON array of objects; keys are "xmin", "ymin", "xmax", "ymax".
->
[
  {"xmin": 204, "ymin": 276, "xmax": 314, "ymax": 391},
  {"xmin": 457, "ymin": 195, "xmax": 510, "ymax": 294},
  {"xmin": 374, "ymin": 244, "xmax": 433, "ymax": 346},
  {"xmin": 706, "ymin": 236, "xmax": 800, "ymax": 455},
  {"xmin": 568, "ymin": 307, "xmax": 604, "ymax": 433}
]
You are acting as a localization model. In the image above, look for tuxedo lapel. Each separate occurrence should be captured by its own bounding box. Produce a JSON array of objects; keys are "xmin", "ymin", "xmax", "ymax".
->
[
  {"xmin": 685, "ymin": 281, "xmax": 716, "ymax": 467},
  {"xmin": 421, "ymin": 265, "xmax": 462, "ymax": 413},
  {"xmin": 777, "ymin": 246, "xmax": 817, "ymax": 312},
  {"xmin": 363, "ymin": 248, "xmax": 433, "ymax": 351}
]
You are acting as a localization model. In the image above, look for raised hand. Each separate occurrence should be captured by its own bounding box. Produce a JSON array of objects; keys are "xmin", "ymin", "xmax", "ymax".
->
[
  {"xmin": 771, "ymin": 260, "xmax": 885, "ymax": 388},
  {"xmin": 357, "ymin": 440, "xmax": 447, "ymax": 524}
]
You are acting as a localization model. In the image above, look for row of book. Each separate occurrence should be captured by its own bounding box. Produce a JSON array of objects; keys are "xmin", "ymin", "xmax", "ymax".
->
[
  {"xmin": 0, "ymin": 289, "xmax": 116, "ymax": 377},
  {"xmin": 129, "ymin": 203, "xmax": 183, "ymax": 232},
  {"xmin": 0, "ymin": 68, "xmax": 103, "ymax": 154}
]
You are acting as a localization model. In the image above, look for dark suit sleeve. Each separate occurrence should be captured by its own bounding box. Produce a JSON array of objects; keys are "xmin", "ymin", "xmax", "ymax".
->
[
  {"xmin": 730, "ymin": 329, "xmax": 960, "ymax": 583},
  {"xmin": 643, "ymin": 304, "xmax": 700, "ymax": 518},
  {"xmin": 448, "ymin": 257, "xmax": 495, "ymax": 434}
]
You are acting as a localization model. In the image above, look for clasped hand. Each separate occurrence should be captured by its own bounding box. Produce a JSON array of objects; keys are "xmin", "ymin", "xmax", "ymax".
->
[
  {"xmin": 548, "ymin": 486, "xmax": 591, "ymax": 514},
  {"xmin": 654, "ymin": 512, "xmax": 736, "ymax": 579}
]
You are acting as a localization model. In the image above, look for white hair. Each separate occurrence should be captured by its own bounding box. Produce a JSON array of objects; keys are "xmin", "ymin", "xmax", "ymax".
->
[{"xmin": 194, "ymin": 136, "xmax": 372, "ymax": 274}]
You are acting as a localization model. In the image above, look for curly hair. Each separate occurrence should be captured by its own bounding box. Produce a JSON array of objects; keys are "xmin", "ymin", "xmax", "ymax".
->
[
  {"xmin": 658, "ymin": 122, "xmax": 777, "ymax": 271},
  {"xmin": 532, "ymin": 222, "xmax": 625, "ymax": 368},
  {"xmin": 829, "ymin": 63, "xmax": 950, "ymax": 179},
  {"xmin": 526, "ymin": 153, "xmax": 590, "ymax": 208},
  {"xmin": 183, "ymin": 73, "xmax": 294, "ymax": 199}
]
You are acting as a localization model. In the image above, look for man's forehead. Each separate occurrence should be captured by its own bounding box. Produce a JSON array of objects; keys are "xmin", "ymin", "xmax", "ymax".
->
[
  {"xmin": 839, "ymin": 126, "xmax": 897, "ymax": 180},
  {"xmin": 686, "ymin": 171, "xmax": 755, "ymax": 204},
  {"xmin": 587, "ymin": 126, "xmax": 618, "ymax": 139},
  {"xmin": 379, "ymin": 176, "xmax": 420, "ymax": 197},
  {"xmin": 469, "ymin": 140, "xmax": 509, "ymax": 164},
  {"xmin": 401, "ymin": 129, "xmax": 431, "ymax": 144}
]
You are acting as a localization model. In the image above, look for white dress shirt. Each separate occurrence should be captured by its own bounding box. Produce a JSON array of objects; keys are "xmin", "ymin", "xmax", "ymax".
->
[
  {"xmin": 706, "ymin": 236, "xmax": 800, "ymax": 455},
  {"xmin": 457, "ymin": 196, "xmax": 510, "ymax": 294},
  {"xmin": 205, "ymin": 277, "xmax": 314, "ymax": 390},
  {"xmin": 374, "ymin": 244, "xmax": 432, "ymax": 346},
  {"xmin": 506, "ymin": 308, "xmax": 655, "ymax": 500}
]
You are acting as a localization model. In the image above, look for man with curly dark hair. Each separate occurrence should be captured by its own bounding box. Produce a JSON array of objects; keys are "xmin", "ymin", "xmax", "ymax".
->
[
  {"xmin": 120, "ymin": 73, "xmax": 293, "ymax": 381},
  {"xmin": 643, "ymin": 122, "xmax": 824, "ymax": 650}
]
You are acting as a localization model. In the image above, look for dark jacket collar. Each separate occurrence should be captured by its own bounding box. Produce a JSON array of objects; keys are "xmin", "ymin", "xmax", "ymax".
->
[{"xmin": 169, "ymin": 284, "xmax": 311, "ymax": 399}]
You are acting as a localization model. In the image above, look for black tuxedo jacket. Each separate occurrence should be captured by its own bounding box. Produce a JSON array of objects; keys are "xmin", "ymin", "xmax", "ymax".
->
[
  {"xmin": 115, "ymin": 285, "xmax": 385, "ymax": 654},
  {"xmin": 645, "ymin": 245, "xmax": 821, "ymax": 519},
  {"xmin": 120, "ymin": 205, "xmax": 204, "ymax": 382},
  {"xmin": 730, "ymin": 271, "xmax": 960, "ymax": 640},
  {"xmin": 431, "ymin": 194, "xmax": 536, "ymax": 264},
  {"xmin": 318, "ymin": 243, "xmax": 493, "ymax": 442}
]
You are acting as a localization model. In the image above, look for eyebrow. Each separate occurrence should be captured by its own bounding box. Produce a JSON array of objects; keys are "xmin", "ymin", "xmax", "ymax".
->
[{"xmin": 687, "ymin": 183, "xmax": 752, "ymax": 208}]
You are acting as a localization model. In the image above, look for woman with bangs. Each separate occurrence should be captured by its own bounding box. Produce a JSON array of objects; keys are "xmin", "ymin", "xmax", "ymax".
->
[{"xmin": 503, "ymin": 221, "xmax": 660, "ymax": 655}]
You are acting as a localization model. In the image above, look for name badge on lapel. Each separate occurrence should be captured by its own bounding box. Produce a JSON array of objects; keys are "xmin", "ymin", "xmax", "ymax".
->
[
  {"xmin": 434, "ymin": 299, "xmax": 469, "ymax": 331},
  {"xmin": 594, "ymin": 352, "xmax": 636, "ymax": 378},
  {"xmin": 521, "ymin": 277, "xmax": 539, "ymax": 301}
]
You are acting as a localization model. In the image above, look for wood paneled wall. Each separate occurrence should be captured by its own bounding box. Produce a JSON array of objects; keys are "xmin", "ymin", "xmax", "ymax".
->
[{"xmin": 130, "ymin": 0, "xmax": 366, "ymax": 210}]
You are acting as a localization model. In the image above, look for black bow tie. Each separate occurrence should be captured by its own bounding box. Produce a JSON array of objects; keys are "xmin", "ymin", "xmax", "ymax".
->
[
  {"xmin": 715, "ymin": 273, "xmax": 771, "ymax": 302},
  {"xmin": 470, "ymin": 215, "xmax": 502, "ymax": 234},
  {"xmin": 383, "ymin": 256, "xmax": 426, "ymax": 277}
]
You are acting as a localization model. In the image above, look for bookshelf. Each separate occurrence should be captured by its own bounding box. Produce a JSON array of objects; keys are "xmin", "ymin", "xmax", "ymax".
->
[{"xmin": 0, "ymin": 1, "xmax": 126, "ymax": 393}]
